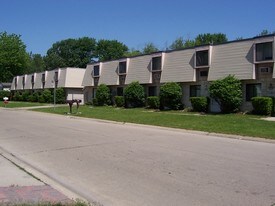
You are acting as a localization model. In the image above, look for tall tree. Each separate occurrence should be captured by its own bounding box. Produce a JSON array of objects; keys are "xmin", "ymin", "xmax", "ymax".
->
[
  {"xmin": 142, "ymin": 43, "xmax": 159, "ymax": 54},
  {"xmin": 0, "ymin": 32, "xmax": 29, "ymax": 82},
  {"xmin": 44, "ymin": 37, "xmax": 96, "ymax": 70},
  {"xmin": 169, "ymin": 37, "xmax": 185, "ymax": 50},
  {"xmin": 194, "ymin": 33, "xmax": 228, "ymax": 45},
  {"xmin": 124, "ymin": 48, "xmax": 142, "ymax": 57},
  {"xmin": 26, "ymin": 53, "xmax": 46, "ymax": 73},
  {"xmin": 96, "ymin": 39, "xmax": 128, "ymax": 61}
]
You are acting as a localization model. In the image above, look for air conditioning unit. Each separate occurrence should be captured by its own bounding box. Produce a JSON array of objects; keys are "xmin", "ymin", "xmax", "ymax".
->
[{"xmin": 260, "ymin": 67, "xmax": 270, "ymax": 73}]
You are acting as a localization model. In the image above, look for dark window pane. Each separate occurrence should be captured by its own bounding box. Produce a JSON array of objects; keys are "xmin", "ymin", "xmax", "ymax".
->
[
  {"xmin": 246, "ymin": 84, "xmax": 261, "ymax": 101},
  {"xmin": 190, "ymin": 85, "xmax": 201, "ymax": 97},
  {"xmin": 256, "ymin": 42, "xmax": 273, "ymax": 61},
  {"xmin": 148, "ymin": 86, "xmax": 157, "ymax": 96},
  {"xmin": 196, "ymin": 50, "xmax": 209, "ymax": 66},
  {"xmin": 93, "ymin": 65, "xmax": 100, "ymax": 76},
  {"xmin": 117, "ymin": 87, "xmax": 124, "ymax": 96},
  {"xmin": 152, "ymin": 56, "xmax": 162, "ymax": 71},
  {"xmin": 54, "ymin": 72, "xmax": 58, "ymax": 81},
  {"xmin": 200, "ymin": 70, "xmax": 208, "ymax": 77},
  {"xmin": 119, "ymin": 62, "xmax": 127, "ymax": 74}
]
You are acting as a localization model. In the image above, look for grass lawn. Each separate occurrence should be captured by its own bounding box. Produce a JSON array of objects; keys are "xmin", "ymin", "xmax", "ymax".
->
[
  {"xmin": 1, "ymin": 101, "xmax": 49, "ymax": 108},
  {"xmin": 32, "ymin": 105, "xmax": 275, "ymax": 139}
]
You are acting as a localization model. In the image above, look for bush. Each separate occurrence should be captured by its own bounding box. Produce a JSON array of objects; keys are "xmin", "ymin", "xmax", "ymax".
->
[
  {"xmin": 95, "ymin": 84, "xmax": 111, "ymax": 106},
  {"xmin": 147, "ymin": 96, "xmax": 160, "ymax": 109},
  {"xmin": 190, "ymin": 97, "xmax": 209, "ymax": 112},
  {"xmin": 22, "ymin": 91, "xmax": 30, "ymax": 101},
  {"xmin": 252, "ymin": 97, "xmax": 273, "ymax": 115},
  {"xmin": 114, "ymin": 96, "xmax": 124, "ymax": 107},
  {"xmin": 13, "ymin": 92, "xmax": 22, "ymax": 101},
  {"xmin": 159, "ymin": 82, "xmax": 183, "ymax": 110},
  {"xmin": 92, "ymin": 98, "xmax": 98, "ymax": 106},
  {"xmin": 27, "ymin": 94, "xmax": 34, "ymax": 102},
  {"xmin": 55, "ymin": 88, "xmax": 66, "ymax": 104},
  {"xmin": 209, "ymin": 75, "xmax": 242, "ymax": 113},
  {"xmin": 0, "ymin": 90, "xmax": 11, "ymax": 100},
  {"xmin": 38, "ymin": 95, "xmax": 45, "ymax": 103},
  {"xmin": 124, "ymin": 81, "xmax": 145, "ymax": 108},
  {"xmin": 42, "ymin": 89, "xmax": 52, "ymax": 103},
  {"xmin": 32, "ymin": 91, "xmax": 40, "ymax": 102}
]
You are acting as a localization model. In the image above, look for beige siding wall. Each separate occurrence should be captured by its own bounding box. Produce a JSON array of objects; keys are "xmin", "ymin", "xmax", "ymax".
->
[
  {"xmin": 44, "ymin": 70, "xmax": 55, "ymax": 88},
  {"xmin": 209, "ymin": 40, "xmax": 254, "ymax": 81},
  {"xmin": 33, "ymin": 72, "xmax": 43, "ymax": 89},
  {"xmin": 64, "ymin": 68, "xmax": 85, "ymax": 88},
  {"xmin": 99, "ymin": 61, "xmax": 119, "ymax": 85},
  {"xmin": 16, "ymin": 76, "xmax": 24, "ymax": 90},
  {"xmin": 161, "ymin": 49, "xmax": 195, "ymax": 83},
  {"xmin": 82, "ymin": 64, "xmax": 94, "ymax": 87},
  {"xmin": 24, "ymin": 74, "xmax": 33, "ymax": 90},
  {"xmin": 126, "ymin": 55, "xmax": 152, "ymax": 84},
  {"xmin": 11, "ymin": 77, "xmax": 17, "ymax": 90}
]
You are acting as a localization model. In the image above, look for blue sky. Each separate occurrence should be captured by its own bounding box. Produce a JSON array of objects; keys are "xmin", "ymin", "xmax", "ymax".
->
[{"xmin": 1, "ymin": 0, "xmax": 274, "ymax": 55}]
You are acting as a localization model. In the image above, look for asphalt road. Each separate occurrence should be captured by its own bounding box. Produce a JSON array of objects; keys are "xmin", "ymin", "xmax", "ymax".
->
[{"xmin": 0, "ymin": 108, "xmax": 275, "ymax": 206}]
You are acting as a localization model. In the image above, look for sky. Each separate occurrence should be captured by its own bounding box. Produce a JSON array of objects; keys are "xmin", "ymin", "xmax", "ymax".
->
[{"xmin": 1, "ymin": 0, "xmax": 274, "ymax": 55}]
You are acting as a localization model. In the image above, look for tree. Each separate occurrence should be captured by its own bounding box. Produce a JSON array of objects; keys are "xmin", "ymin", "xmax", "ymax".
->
[
  {"xmin": 44, "ymin": 37, "xmax": 96, "ymax": 69},
  {"xmin": 142, "ymin": 43, "xmax": 159, "ymax": 54},
  {"xmin": 124, "ymin": 48, "xmax": 142, "ymax": 57},
  {"xmin": 0, "ymin": 32, "xmax": 29, "ymax": 82},
  {"xmin": 26, "ymin": 53, "xmax": 46, "ymax": 73},
  {"xmin": 159, "ymin": 82, "xmax": 183, "ymax": 110},
  {"xmin": 96, "ymin": 39, "xmax": 128, "ymax": 61},
  {"xmin": 170, "ymin": 37, "xmax": 185, "ymax": 50},
  {"xmin": 194, "ymin": 33, "xmax": 228, "ymax": 45},
  {"xmin": 258, "ymin": 29, "xmax": 275, "ymax": 36},
  {"xmin": 94, "ymin": 84, "xmax": 111, "ymax": 106},
  {"xmin": 209, "ymin": 75, "xmax": 242, "ymax": 113},
  {"xmin": 124, "ymin": 81, "xmax": 145, "ymax": 108}
]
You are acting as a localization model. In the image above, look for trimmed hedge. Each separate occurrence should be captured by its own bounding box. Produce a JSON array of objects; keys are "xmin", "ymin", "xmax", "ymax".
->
[
  {"xmin": 114, "ymin": 96, "xmax": 124, "ymax": 107},
  {"xmin": 252, "ymin": 97, "xmax": 273, "ymax": 115},
  {"xmin": 147, "ymin": 96, "xmax": 160, "ymax": 109},
  {"xmin": 95, "ymin": 84, "xmax": 111, "ymax": 106},
  {"xmin": 190, "ymin": 97, "xmax": 209, "ymax": 112}
]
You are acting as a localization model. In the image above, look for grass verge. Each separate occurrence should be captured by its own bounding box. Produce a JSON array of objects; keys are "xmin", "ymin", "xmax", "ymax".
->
[
  {"xmin": 32, "ymin": 105, "xmax": 275, "ymax": 139},
  {"xmin": 1, "ymin": 101, "xmax": 48, "ymax": 108}
]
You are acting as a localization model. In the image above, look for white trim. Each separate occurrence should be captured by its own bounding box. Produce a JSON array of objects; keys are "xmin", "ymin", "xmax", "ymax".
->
[
  {"xmin": 194, "ymin": 46, "xmax": 211, "ymax": 68},
  {"xmin": 253, "ymin": 41, "xmax": 274, "ymax": 64}
]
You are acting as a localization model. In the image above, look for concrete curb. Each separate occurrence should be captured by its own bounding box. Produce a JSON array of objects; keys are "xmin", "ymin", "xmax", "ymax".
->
[{"xmin": 0, "ymin": 146, "xmax": 103, "ymax": 206}]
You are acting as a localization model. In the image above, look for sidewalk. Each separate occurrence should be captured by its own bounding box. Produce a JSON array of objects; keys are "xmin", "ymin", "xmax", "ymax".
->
[{"xmin": 0, "ymin": 154, "xmax": 72, "ymax": 205}]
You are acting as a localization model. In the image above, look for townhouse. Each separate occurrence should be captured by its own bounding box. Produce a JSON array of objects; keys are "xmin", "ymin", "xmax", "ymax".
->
[
  {"xmin": 82, "ymin": 35, "xmax": 275, "ymax": 112},
  {"xmin": 11, "ymin": 67, "xmax": 85, "ymax": 102}
]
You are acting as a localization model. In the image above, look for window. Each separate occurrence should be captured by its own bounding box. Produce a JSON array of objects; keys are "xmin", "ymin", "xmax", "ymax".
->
[
  {"xmin": 200, "ymin": 70, "xmax": 208, "ymax": 77},
  {"xmin": 152, "ymin": 56, "xmax": 162, "ymax": 71},
  {"xmin": 42, "ymin": 74, "xmax": 46, "ymax": 82},
  {"xmin": 260, "ymin": 67, "xmax": 270, "ymax": 73},
  {"xmin": 256, "ymin": 42, "xmax": 273, "ymax": 62},
  {"xmin": 196, "ymin": 50, "xmax": 209, "ymax": 67},
  {"xmin": 148, "ymin": 86, "xmax": 157, "ymax": 96},
  {"xmin": 31, "ymin": 75, "xmax": 35, "ymax": 83},
  {"xmin": 117, "ymin": 87, "xmax": 124, "ymax": 96},
  {"xmin": 190, "ymin": 85, "xmax": 201, "ymax": 97},
  {"xmin": 118, "ymin": 61, "xmax": 127, "ymax": 74},
  {"xmin": 93, "ymin": 65, "xmax": 100, "ymax": 77},
  {"xmin": 54, "ymin": 71, "xmax": 58, "ymax": 82},
  {"xmin": 246, "ymin": 83, "xmax": 261, "ymax": 101}
]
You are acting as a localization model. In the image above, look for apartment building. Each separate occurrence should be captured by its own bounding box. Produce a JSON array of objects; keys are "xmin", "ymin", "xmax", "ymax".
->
[
  {"xmin": 11, "ymin": 67, "xmax": 85, "ymax": 102},
  {"xmin": 82, "ymin": 35, "xmax": 275, "ymax": 112}
]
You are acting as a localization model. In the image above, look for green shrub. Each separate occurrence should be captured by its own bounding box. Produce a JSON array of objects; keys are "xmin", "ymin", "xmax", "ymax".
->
[
  {"xmin": 95, "ymin": 84, "xmax": 111, "ymax": 106},
  {"xmin": 0, "ymin": 90, "xmax": 11, "ymax": 100},
  {"xmin": 27, "ymin": 94, "xmax": 34, "ymax": 102},
  {"xmin": 22, "ymin": 91, "xmax": 30, "ymax": 101},
  {"xmin": 209, "ymin": 75, "xmax": 242, "ymax": 113},
  {"xmin": 252, "ymin": 97, "xmax": 273, "ymax": 115},
  {"xmin": 13, "ymin": 92, "xmax": 23, "ymax": 101},
  {"xmin": 159, "ymin": 82, "xmax": 183, "ymax": 110},
  {"xmin": 38, "ymin": 95, "xmax": 45, "ymax": 103},
  {"xmin": 190, "ymin": 97, "xmax": 209, "ymax": 112},
  {"xmin": 92, "ymin": 98, "xmax": 98, "ymax": 106},
  {"xmin": 124, "ymin": 81, "xmax": 145, "ymax": 108},
  {"xmin": 55, "ymin": 88, "xmax": 66, "ymax": 104},
  {"xmin": 114, "ymin": 96, "xmax": 125, "ymax": 107},
  {"xmin": 147, "ymin": 96, "xmax": 160, "ymax": 109},
  {"xmin": 42, "ymin": 89, "xmax": 52, "ymax": 103},
  {"xmin": 32, "ymin": 91, "xmax": 40, "ymax": 102}
]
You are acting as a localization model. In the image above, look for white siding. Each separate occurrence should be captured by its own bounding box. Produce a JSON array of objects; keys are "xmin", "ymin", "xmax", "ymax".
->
[
  {"xmin": 66, "ymin": 88, "xmax": 84, "ymax": 103},
  {"xmin": 161, "ymin": 49, "xmax": 195, "ymax": 83},
  {"xmin": 82, "ymin": 64, "xmax": 93, "ymax": 87},
  {"xmin": 126, "ymin": 55, "xmax": 151, "ymax": 84},
  {"xmin": 24, "ymin": 74, "xmax": 33, "ymax": 90},
  {"xmin": 16, "ymin": 75, "xmax": 24, "ymax": 90},
  {"xmin": 64, "ymin": 68, "xmax": 85, "ymax": 88},
  {"xmin": 209, "ymin": 40, "xmax": 254, "ymax": 80},
  {"xmin": 44, "ymin": 70, "xmax": 56, "ymax": 89},
  {"xmin": 33, "ymin": 72, "xmax": 43, "ymax": 89},
  {"xmin": 99, "ymin": 61, "xmax": 119, "ymax": 85}
]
